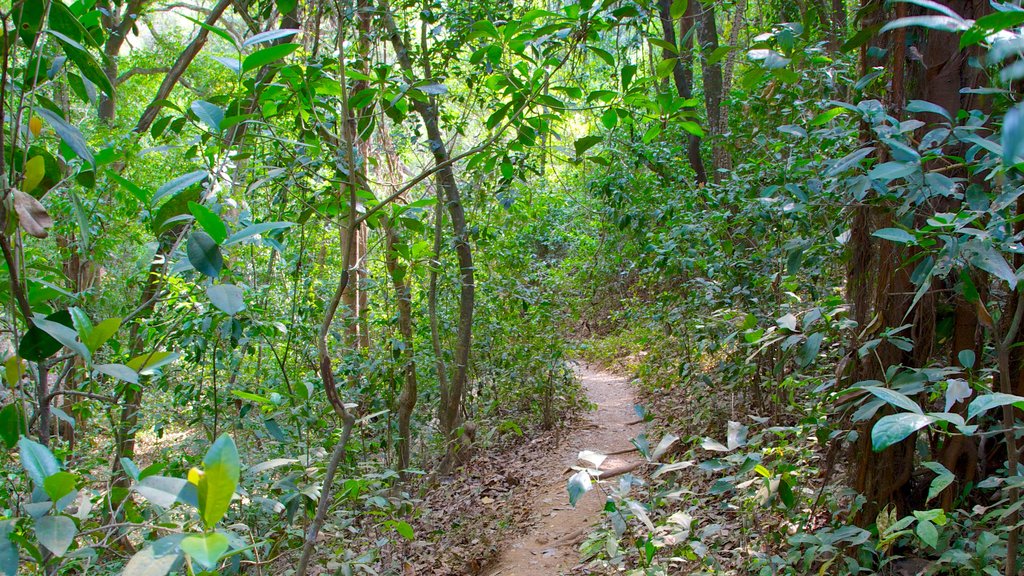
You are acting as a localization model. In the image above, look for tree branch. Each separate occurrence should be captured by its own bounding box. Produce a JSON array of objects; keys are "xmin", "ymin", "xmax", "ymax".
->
[{"xmin": 116, "ymin": 66, "xmax": 170, "ymax": 85}]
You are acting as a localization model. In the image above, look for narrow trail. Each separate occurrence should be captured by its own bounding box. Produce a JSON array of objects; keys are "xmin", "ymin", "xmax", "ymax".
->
[{"xmin": 485, "ymin": 363, "xmax": 641, "ymax": 575}]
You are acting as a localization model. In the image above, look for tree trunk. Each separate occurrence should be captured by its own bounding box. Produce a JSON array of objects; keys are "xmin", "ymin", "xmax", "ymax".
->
[
  {"xmin": 382, "ymin": 1, "xmax": 475, "ymax": 467},
  {"xmin": 656, "ymin": 0, "xmax": 707, "ymax": 184},
  {"xmin": 385, "ymin": 220, "xmax": 417, "ymax": 477},
  {"xmin": 697, "ymin": 3, "xmax": 728, "ymax": 180}
]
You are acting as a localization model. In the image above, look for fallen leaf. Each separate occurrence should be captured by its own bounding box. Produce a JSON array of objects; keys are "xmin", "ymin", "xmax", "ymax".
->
[{"xmin": 13, "ymin": 190, "xmax": 53, "ymax": 238}]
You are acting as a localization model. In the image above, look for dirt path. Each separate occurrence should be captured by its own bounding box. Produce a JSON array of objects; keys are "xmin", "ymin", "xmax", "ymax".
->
[{"xmin": 484, "ymin": 363, "xmax": 641, "ymax": 576}]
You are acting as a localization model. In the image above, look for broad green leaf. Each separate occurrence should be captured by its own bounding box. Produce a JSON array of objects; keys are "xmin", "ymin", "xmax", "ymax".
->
[
  {"xmin": 188, "ymin": 202, "xmax": 228, "ymax": 244},
  {"xmin": 906, "ymin": 99, "xmax": 952, "ymax": 121},
  {"xmin": 35, "ymin": 515, "xmax": 77, "ymax": 557},
  {"xmin": 133, "ymin": 475, "xmax": 198, "ymax": 509},
  {"xmin": 797, "ymin": 332, "xmax": 823, "ymax": 368},
  {"xmin": 35, "ymin": 108, "xmax": 93, "ymax": 166},
  {"xmin": 574, "ymin": 135, "xmax": 602, "ymax": 157},
  {"xmin": 777, "ymin": 125, "xmax": 806, "ymax": 138},
  {"xmin": 22, "ymin": 155, "xmax": 45, "ymax": 193},
  {"xmin": 152, "ymin": 170, "xmax": 208, "ymax": 207},
  {"xmin": 922, "ymin": 461, "xmax": 955, "ymax": 502},
  {"xmin": 1003, "ymin": 103, "xmax": 1023, "ymax": 167},
  {"xmin": 880, "ymin": 15, "xmax": 969, "ymax": 33},
  {"xmin": 43, "ymin": 471, "xmax": 76, "ymax": 502},
  {"xmin": 809, "ymin": 107, "xmax": 846, "ymax": 126},
  {"xmin": 47, "ymin": 30, "xmax": 113, "ymax": 97},
  {"xmin": 181, "ymin": 532, "xmax": 229, "ymax": 571},
  {"xmin": 867, "ymin": 161, "xmax": 916, "ymax": 182},
  {"xmin": 188, "ymin": 231, "xmax": 223, "ymax": 278},
  {"xmin": 190, "ymin": 101, "xmax": 224, "ymax": 132},
  {"xmin": 121, "ymin": 534, "xmax": 186, "ymax": 576},
  {"xmin": 206, "ymin": 284, "xmax": 246, "ymax": 316},
  {"xmin": 970, "ymin": 245, "xmax": 1017, "ymax": 289},
  {"xmin": 860, "ymin": 385, "xmax": 925, "ymax": 412},
  {"xmin": 916, "ymin": 519, "xmax": 938, "ymax": 548},
  {"xmin": 126, "ymin": 351, "xmax": 179, "ymax": 375},
  {"xmin": 967, "ymin": 392, "xmax": 1024, "ymax": 421},
  {"xmin": 679, "ymin": 121, "xmax": 705, "ymax": 137},
  {"xmin": 826, "ymin": 147, "xmax": 874, "ymax": 177},
  {"xmin": 19, "ymin": 436, "xmax": 60, "ymax": 486},
  {"xmin": 871, "ymin": 413, "xmax": 936, "ymax": 451},
  {"xmin": 872, "ymin": 228, "xmax": 916, "ymax": 244},
  {"xmin": 33, "ymin": 314, "xmax": 91, "ymax": 364},
  {"xmin": 82, "ymin": 317, "xmax": 121, "ymax": 353},
  {"xmin": 242, "ymin": 43, "xmax": 300, "ymax": 73},
  {"xmin": 94, "ymin": 363, "xmax": 139, "ymax": 384},
  {"xmin": 198, "ymin": 434, "xmax": 240, "ymax": 528},
  {"xmin": 568, "ymin": 469, "xmax": 592, "ymax": 506},
  {"xmin": 0, "ymin": 404, "xmax": 25, "ymax": 449},
  {"xmin": 19, "ymin": 310, "xmax": 73, "ymax": 361},
  {"xmin": 242, "ymin": 28, "xmax": 300, "ymax": 47},
  {"xmin": 0, "ymin": 519, "xmax": 18, "ymax": 576},
  {"xmin": 669, "ymin": 0, "xmax": 688, "ymax": 19},
  {"xmin": 105, "ymin": 171, "xmax": 152, "ymax": 205},
  {"xmin": 224, "ymin": 221, "xmax": 294, "ymax": 246},
  {"xmin": 392, "ymin": 521, "xmax": 415, "ymax": 541}
]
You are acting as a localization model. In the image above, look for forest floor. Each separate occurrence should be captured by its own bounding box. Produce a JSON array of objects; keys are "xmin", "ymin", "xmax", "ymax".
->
[{"xmin": 482, "ymin": 363, "xmax": 642, "ymax": 575}]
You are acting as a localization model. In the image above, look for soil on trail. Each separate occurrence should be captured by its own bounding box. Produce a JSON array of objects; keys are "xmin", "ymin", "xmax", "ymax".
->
[{"xmin": 484, "ymin": 363, "xmax": 641, "ymax": 576}]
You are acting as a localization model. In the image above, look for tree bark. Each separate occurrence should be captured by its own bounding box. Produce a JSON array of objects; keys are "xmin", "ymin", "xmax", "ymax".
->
[
  {"xmin": 134, "ymin": 0, "xmax": 232, "ymax": 134},
  {"xmin": 656, "ymin": 0, "xmax": 707, "ymax": 184},
  {"xmin": 385, "ymin": 220, "xmax": 418, "ymax": 477},
  {"xmin": 696, "ymin": 2, "xmax": 728, "ymax": 179},
  {"xmin": 382, "ymin": 0, "xmax": 474, "ymax": 466}
]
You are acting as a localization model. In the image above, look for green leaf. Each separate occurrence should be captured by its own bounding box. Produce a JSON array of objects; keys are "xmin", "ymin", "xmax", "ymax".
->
[
  {"xmin": 188, "ymin": 202, "xmax": 228, "ymax": 244},
  {"xmin": 860, "ymin": 385, "xmax": 923, "ymax": 414},
  {"xmin": 122, "ymin": 535, "xmax": 186, "ymax": 576},
  {"xmin": 43, "ymin": 471, "xmax": 76, "ymax": 503},
  {"xmin": 970, "ymin": 245, "xmax": 1017, "ymax": 289},
  {"xmin": 922, "ymin": 461, "xmax": 954, "ymax": 503},
  {"xmin": 679, "ymin": 121, "xmax": 705, "ymax": 137},
  {"xmin": 0, "ymin": 519, "xmax": 18, "ymax": 576},
  {"xmin": 181, "ymin": 532, "xmax": 229, "ymax": 571},
  {"xmin": 94, "ymin": 363, "xmax": 139, "ymax": 384},
  {"xmin": 33, "ymin": 314, "xmax": 91, "ymax": 364},
  {"xmin": 19, "ymin": 436, "xmax": 60, "ymax": 486},
  {"xmin": 35, "ymin": 515, "xmax": 77, "ymax": 557},
  {"xmin": 224, "ymin": 221, "xmax": 294, "ymax": 245},
  {"xmin": 392, "ymin": 521, "xmax": 415, "ymax": 541},
  {"xmin": 82, "ymin": 317, "xmax": 121, "ymax": 353},
  {"xmin": 0, "ymin": 404, "xmax": 25, "ymax": 449},
  {"xmin": 46, "ymin": 30, "xmax": 113, "ymax": 98},
  {"xmin": 126, "ymin": 351, "xmax": 179, "ymax": 375},
  {"xmin": 188, "ymin": 231, "xmax": 223, "ymax": 278},
  {"xmin": 871, "ymin": 413, "xmax": 936, "ymax": 451},
  {"xmin": 587, "ymin": 45, "xmax": 615, "ymax": 67},
  {"xmin": 880, "ymin": 15, "xmax": 969, "ymax": 34},
  {"xmin": 967, "ymin": 392, "xmax": 1024, "ymax": 421},
  {"xmin": 872, "ymin": 228, "xmax": 916, "ymax": 245},
  {"xmin": 1003, "ymin": 103, "xmax": 1023, "ymax": 167},
  {"xmin": 152, "ymin": 170, "xmax": 208, "ymax": 207},
  {"xmin": 198, "ymin": 434, "xmax": 241, "ymax": 528},
  {"xmin": 568, "ymin": 469, "xmax": 592, "ymax": 506},
  {"xmin": 242, "ymin": 43, "xmax": 300, "ymax": 73},
  {"xmin": 35, "ymin": 108, "xmax": 93, "ymax": 166},
  {"xmin": 106, "ymin": 171, "xmax": 152, "ymax": 205},
  {"xmin": 190, "ymin": 101, "xmax": 224, "ymax": 132},
  {"xmin": 867, "ymin": 161, "xmax": 916, "ymax": 182},
  {"xmin": 906, "ymin": 99, "xmax": 952, "ymax": 121},
  {"xmin": 809, "ymin": 107, "xmax": 846, "ymax": 126},
  {"xmin": 797, "ymin": 332, "xmax": 823, "ymax": 368},
  {"xmin": 669, "ymin": 0, "xmax": 688, "ymax": 19},
  {"xmin": 574, "ymin": 135, "xmax": 603, "ymax": 157},
  {"xmin": 133, "ymin": 475, "xmax": 198, "ymax": 509},
  {"xmin": 206, "ymin": 284, "xmax": 246, "ymax": 316},
  {"xmin": 916, "ymin": 519, "xmax": 938, "ymax": 548},
  {"xmin": 826, "ymin": 147, "xmax": 874, "ymax": 177},
  {"xmin": 242, "ymin": 28, "xmax": 299, "ymax": 47}
]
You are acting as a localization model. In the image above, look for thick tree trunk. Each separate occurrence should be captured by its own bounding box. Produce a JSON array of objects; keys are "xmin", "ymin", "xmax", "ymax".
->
[
  {"xmin": 697, "ymin": 3, "xmax": 728, "ymax": 180},
  {"xmin": 656, "ymin": 0, "xmax": 707, "ymax": 184}
]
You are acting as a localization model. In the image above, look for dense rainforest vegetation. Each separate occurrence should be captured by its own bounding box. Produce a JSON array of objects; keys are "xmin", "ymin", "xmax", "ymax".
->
[{"xmin": 1, "ymin": 0, "xmax": 1023, "ymax": 573}]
